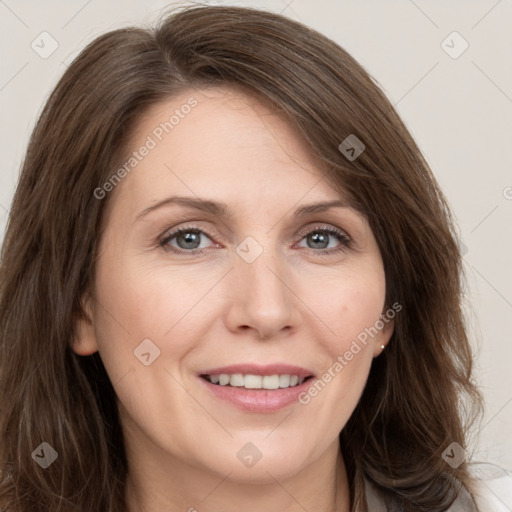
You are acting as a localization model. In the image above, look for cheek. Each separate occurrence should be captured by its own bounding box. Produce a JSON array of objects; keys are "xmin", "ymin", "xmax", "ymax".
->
[
  {"xmin": 304, "ymin": 263, "xmax": 386, "ymax": 351},
  {"xmin": 295, "ymin": 263, "xmax": 385, "ymax": 415},
  {"xmin": 92, "ymin": 256, "xmax": 215, "ymax": 376},
  {"xmin": 90, "ymin": 258, "xmax": 198, "ymax": 426}
]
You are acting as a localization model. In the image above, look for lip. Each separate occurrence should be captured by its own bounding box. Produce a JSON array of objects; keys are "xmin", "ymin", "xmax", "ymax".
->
[{"xmin": 198, "ymin": 363, "xmax": 315, "ymax": 413}]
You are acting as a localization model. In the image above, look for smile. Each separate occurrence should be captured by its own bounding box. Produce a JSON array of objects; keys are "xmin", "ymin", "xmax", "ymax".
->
[
  {"xmin": 198, "ymin": 364, "xmax": 315, "ymax": 413},
  {"xmin": 202, "ymin": 373, "xmax": 307, "ymax": 389}
]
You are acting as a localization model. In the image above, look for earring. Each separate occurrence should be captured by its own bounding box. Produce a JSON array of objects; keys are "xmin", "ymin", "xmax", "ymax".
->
[{"xmin": 381, "ymin": 345, "xmax": 385, "ymax": 350}]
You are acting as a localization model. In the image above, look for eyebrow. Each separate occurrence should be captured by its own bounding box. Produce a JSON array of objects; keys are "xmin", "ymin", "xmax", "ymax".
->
[{"xmin": 135, "ymin": 196, "xmax": 353, "ymax": 222}]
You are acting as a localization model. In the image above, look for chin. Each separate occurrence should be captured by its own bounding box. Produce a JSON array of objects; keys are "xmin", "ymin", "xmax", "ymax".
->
[{"xmin": 194, "ymin": 440, "xmax": 313, "ymax": 483}]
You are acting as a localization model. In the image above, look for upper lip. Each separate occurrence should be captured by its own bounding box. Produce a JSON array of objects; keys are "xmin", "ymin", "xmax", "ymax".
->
[{"xmin": 199, "ymin": 363, "xmax": 314, "ymax": 378}]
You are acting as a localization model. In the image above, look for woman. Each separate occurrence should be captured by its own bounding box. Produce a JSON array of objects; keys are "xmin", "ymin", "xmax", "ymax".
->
[{"xmin": 0, "ymin": 4, "xmax": 508, "ymax": 511}]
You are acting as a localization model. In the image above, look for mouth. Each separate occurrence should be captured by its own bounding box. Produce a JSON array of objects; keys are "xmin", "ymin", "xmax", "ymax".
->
[{"xmin": 197, "ymin": 364, "xmax": 316, "ymax": 413}]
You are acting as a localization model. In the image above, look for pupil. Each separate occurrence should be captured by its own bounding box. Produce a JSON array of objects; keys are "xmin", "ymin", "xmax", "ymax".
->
[
  {"xmin": 178, "ymin": 231, "xmax": 200, "ymax": 249},
  {"xmin": 309, "ymin": 232, "xmax": 328, "ymax": 249}
]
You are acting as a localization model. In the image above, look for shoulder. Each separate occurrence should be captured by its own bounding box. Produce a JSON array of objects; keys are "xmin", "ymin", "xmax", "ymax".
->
[
  {"xmin": 438, "ymin": 463, "xmax": 512, "ymax": 511},
  {"xmin": 466, "ymin": 463, "xmax": 512, "ymax": 512},
  {"xmin": 364, "ymin": 464, "xmax": 512, "ymax": 511}
]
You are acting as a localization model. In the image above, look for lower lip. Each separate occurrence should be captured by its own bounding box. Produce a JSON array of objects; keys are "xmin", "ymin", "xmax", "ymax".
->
[{"xmin": 199, "ymin": 376, "xmax": 314, "ymax": 413}]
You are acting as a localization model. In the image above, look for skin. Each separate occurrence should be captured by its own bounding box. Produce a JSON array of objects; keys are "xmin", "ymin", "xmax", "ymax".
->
[{"xmin": 73, "ymin": 86, "xmax": 394, "ymax": 512}]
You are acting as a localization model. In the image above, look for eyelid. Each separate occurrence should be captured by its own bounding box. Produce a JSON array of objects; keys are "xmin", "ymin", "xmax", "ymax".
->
[{"xmin": 296, "ymin": 223, "xmax": 351, "ymax": 241}]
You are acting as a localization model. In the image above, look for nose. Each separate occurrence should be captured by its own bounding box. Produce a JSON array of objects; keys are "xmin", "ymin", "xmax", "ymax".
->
[{"xmin": 224, "ymin": 244, "xmax": 300, "ymax": 340}]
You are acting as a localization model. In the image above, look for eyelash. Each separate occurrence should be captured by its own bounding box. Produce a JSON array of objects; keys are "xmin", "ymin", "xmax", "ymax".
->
[{"xmin": 158, "ymin": 223, "xmax": 352, "ymax": 257}]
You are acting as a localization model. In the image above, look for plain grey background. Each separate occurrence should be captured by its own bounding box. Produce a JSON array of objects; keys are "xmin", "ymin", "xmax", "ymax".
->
[{"xmin": 1, "ymin": 0, "xmax": 511, "ymax": 484}]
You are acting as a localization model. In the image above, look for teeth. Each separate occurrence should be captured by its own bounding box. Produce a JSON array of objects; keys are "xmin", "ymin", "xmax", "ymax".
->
[
  {"xmin": 279, "ymin": 375, "xmax": 290, "ymax": 387},
  {"xmin": 219, "ymin": 374, "xmax": 230, "ymax": 386},
  {"xmin": 206, "ymin": 373, "xmax": 307, "ymax": 389},
  {"xmin": 262, "ymin": 375, "xmax": 280, "ymax": 389},
  {"xmin": 230, "ymin": 373, "xmax": 244, "ymax": 387},
  {"xmin": 245, "ymin": 375, "xmax": 262, "ymax": 389}
]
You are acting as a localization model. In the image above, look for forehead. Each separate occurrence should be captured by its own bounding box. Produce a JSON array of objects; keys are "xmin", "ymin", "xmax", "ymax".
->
[{"xmin": 107, "ymin": 85, "xmax": 353, "ymax": 217}]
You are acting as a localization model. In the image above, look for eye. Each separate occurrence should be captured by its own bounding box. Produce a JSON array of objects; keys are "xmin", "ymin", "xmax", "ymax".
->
[
  {"xmin": 159, "ymin": 224, "xmax": 352, "ymax": 256},
  {"xmin": 159, "ymin": 224, "xmax": 216, "ymax": 253},
  {"xmin": 296, "ymin": 226, "xmax": 351, "ymax": 255}
]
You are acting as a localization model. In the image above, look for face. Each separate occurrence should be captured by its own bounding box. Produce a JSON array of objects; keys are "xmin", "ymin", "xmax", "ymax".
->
[{"xmin": 74, "ymin": 86, "xmax": 394, "ymax": 484}]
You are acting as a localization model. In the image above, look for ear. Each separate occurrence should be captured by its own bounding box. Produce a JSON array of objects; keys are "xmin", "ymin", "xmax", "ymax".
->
[
  {"xmin": 372, "ymin": 312, "xmax": 395, "ymax": 358},
  {"xmin": 71, "ymin": 290, "xmax": 99, "ymax": 356}
]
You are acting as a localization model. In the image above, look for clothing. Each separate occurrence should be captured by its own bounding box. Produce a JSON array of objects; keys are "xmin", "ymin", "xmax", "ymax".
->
[
  {"xmin": 470, "ymin": 464, "xmax": 512, "ymax": 512},
  {"xmin": 364, "ymin": 464, "xmax": 512, "ymax": 511}
]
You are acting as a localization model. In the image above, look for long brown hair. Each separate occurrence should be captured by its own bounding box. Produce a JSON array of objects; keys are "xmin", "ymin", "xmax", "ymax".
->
[{"xmin": 0, "ymin": 4, "xmax": 482, "ymax": 511}]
